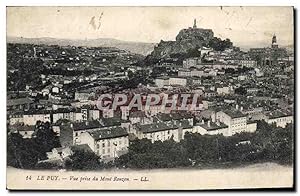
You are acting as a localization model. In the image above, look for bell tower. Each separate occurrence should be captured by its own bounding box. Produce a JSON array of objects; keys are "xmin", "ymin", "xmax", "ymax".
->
[{"xmin": 272, "ymin": 34, "xmax": 278, "ymax": 48}]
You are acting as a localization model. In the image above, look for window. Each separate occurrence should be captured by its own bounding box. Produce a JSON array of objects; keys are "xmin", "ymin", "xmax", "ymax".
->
[
  {"xmin": 102, "ymin": 143, "xmax": 105, "ymax": 147},
  {"xmin": 102, "ymin": 149, "xmax": 105, "ymax": 154},
  {"xmin": 97, "ymin": 144, "xmax": 100, "ymax": 149},
  {"xmin": 107, "ymin": 148, "xmax": 110, "ymax": 153},
  {"xmin": 107, "ymin": 141, "xmax": 110, "ymax": 146},
  {"xmin": 75, "ymin": 132, "xmax": 78, "ymax": 137}
]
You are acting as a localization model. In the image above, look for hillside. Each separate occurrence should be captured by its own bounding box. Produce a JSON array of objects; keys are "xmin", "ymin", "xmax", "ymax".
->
[{"xmin": 7, "ymin": 37, "xmax": 156, "ymax": 56}]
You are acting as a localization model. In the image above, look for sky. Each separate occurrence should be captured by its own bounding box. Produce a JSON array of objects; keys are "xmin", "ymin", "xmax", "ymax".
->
[{"xmin": 7, "ymin": 6, "xmax": 294, "ymax": 48}]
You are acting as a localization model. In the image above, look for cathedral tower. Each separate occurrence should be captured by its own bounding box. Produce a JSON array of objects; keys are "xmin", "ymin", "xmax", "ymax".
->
[{"xmin": 272, "ymin": 34, "xmax": 278, "ymax": 48}]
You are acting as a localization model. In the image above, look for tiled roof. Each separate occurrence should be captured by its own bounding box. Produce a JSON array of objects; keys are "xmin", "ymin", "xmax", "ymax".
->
[
  {"xmin": 70, "ymin": 144, "xmax": 93, "ymax": 153},
  {"xmin": 7, "ymin": 97, "xmax": 34, "ymax": 106},
  {"xmin": 222, "ymin": 109, "xmax": 247, "ymax": 118},
  {"xmin": 197, "ymin": 121, "xmax": 228, "ymax": 131},
  {"xmin": 89, "ymin": 127, "xmax": 128, "ymax": 140}
]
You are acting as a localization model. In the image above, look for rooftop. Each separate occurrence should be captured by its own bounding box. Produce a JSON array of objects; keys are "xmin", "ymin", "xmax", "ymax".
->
[
  {"xmin": 7, "ymin": 97, "xmax": 34, "ymax": 106},
  {"xmin": 222, "ymin": 109, "xmax": 247, "ymax": 118},
  {"xmin": 197, "ymin": 121, "xmax": 228, "ymax": 131},
  {"xmin": 72, "ymin": 120, "xmax": 102, "ymax": 131},
  {"xmin": 10, "ymin": 124, "xmax": 35, "ymax": 131},
  {"xmin": 265, "ymin": 110, "xmax": 293, "ymax": 119},
  {"xmin": 136, "ymin": 122, "xmax": 178, "ymax": 134},
  {"xmin": 70, "ymin": 144, "xmax": 93, "ymax": 153},
  {"xmin": 72, "ymin": 117, "xmax": 127, "ymax": 131},
  {"xmin": 89, "ymin": 127, "xmax": 128, "ymax": 141},
  {"xmin": 156, "ymin": 112, "xmax": 193, "ymax": 122}
]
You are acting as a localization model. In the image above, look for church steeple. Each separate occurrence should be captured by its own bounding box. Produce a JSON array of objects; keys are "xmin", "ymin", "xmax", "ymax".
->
[{"xmin": 193, "ymin": 19, "xmax": 197, "ymax": 28}]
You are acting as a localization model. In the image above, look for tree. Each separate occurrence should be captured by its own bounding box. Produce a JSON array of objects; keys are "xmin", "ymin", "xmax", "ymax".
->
[
  {"xmin": 116, "ymin": 138, "xmax": 190, "ymax": 169},
  {"xmin": 7, "ymin": 132, "xmax": 39, "ymax": 169},
  {"xmin": 33, "ymin": 122, "xmax": 61, "ymax": 160},
  {"xmin": 208, "ymin": 37, "xmax": 233, "ymax": 51},
  {"xmin": 235, "ymin": 87, "xmax": 247, "ymax": 95},
  {"xmin": 66, "ymin": 149, "xmax": 104, "ymax": 170}
]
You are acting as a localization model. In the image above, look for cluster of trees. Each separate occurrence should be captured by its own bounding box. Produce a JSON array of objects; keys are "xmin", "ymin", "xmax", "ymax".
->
[
  {"xmin": 115, "ymin": 138, "xmax": 191, "ymax": 169},
  {"xmin": 167, "ymin": 47, "xmax": 202, "ymax": 64},
  {"xmin": 42, "ymin": 67, "xmax": 96, "ymax": 77},
  {"xmin": 7, "ymin": 58, "xmax": 45, "ymax": 91},
  {"xmin": 65, "ymin": 150, "xmax": 106, "ymax": 171},
  {"xmin": 207, "ymin": 37, "xmax": 233, "ymax": 51},
  {"xmin": 235, "ymin": 87, "xmax": 247, "ymax": 95},
  {"xmin": 107, "ymin": 70, "xmax": 151, "ymax": 92},
  {"xmin": 7, "ymin": 122, "xmax": 61, "ymax": 169},
  {"xmin": 224, "ymin": 67, "xmax": 255, "ymax": 75}
]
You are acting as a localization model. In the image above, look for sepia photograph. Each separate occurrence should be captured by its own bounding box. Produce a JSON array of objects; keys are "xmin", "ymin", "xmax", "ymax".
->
[{"xmin": 5, "ymin": 6, "xmax": 295, "ymax": 190}]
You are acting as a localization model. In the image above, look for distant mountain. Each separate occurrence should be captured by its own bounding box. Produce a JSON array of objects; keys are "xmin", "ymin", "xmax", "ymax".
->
[{"xmin": 7, "ymin": 37, "xmax": 156, "ymax": 56}]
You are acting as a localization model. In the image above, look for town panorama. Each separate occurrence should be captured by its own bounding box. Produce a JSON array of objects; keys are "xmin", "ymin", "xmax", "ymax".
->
[{"xmin": 7, "ymin": 14, "xmax": 294, "ymax": 173}]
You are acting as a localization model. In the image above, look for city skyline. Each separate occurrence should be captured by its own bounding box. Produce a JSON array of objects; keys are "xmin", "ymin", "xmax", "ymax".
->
[{"xmin": 7, "ymin": 7, "xmax": 294, "ymax": 49}]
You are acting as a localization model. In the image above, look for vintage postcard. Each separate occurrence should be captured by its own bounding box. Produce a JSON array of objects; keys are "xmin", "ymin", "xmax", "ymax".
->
[{"xmin": 6, "ymin": 6, "xmax": 294, "ymax": 190}]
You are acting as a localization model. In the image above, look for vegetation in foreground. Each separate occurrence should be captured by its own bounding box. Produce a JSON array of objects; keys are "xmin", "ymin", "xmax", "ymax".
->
[{"xmin": 7, "ymin": 121, "xmax": 294, "ymax": 171}]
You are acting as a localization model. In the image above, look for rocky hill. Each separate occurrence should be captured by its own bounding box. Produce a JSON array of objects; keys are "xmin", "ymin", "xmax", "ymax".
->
[
  {"xmin": 149, "ymin": 27, "xmax": 214, "ymax": 58},
  {"xmin": 146, "ymin": 25, "xmax": 232, "ymax": 63}
]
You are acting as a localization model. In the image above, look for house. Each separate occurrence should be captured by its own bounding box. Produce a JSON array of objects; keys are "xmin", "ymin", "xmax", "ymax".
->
[
  {"xmin": 155, "ymin": 77, "xmax": 169, "ymax": 88},
  {"xmin": 8, "ymin": 112, "xmax": 24, "ymax": 125},
  {"xmin": 169, "ymin": 77, "xmax": 187, "ymax": 86},
  {"xmin": 52, "ymin": 108, "xmax": 76, "ymax": 123},
  {"xmin": 216, "ymin": 86, "xmax": 232, "ymax": 95},
  {"xmin": 75, "ymin": 90, "xmax": 96, "ymax": 101},
  {"xmin": 204, "ymin": 90, "xmax": 216, "ymax": 98},
  {"xmin": 216, "ymin": 109, "xmax": 256, "ymax": 136},
  {"xmin": 52, "ymin": 107, "xmax": 100, "ymax": 123},
  {"xmin": 135, "ymin": 122, "xmax": 181, "ymax": 142},
  {"xmin": 129, "ymin": 111, "xmax": 152, "ymax": 125},
  {"xmin": 190, "ymin": 77, "xmax": 202, "ymax": 85},
  {"xmin": 239, "ymin": 60, "xmax": 257, "ymax": 68},
  {"xmin": 265, "ymin": 110, "xmax": 293, "ymax": 128},
  {"xmin": 178, "ymin": 68, "xmax": 192, "ymax": 77},
  {"xmin": 135, "ymin": 116, "xmax": 193, "ymax": 142},
  {"xmin": 102, "ymin": 109, "xmax": 114, "ymax": 118},
  {"xmin": 193, "ymin": 120, "xmax": 230, "ymax": 136},
  {"xmin": 7, "ymin": 97, "xmax": 34, "ymax": 112},
  {"xmin": 155, "ymin": 112, "xmax": 194, "ymax": 126},
  {"xmin": 23, "ymin": 110, "xmax": 51, "ymax": 125},
  {"xmin": 79, "ymin": 127, "xmax": 129, "ymax": 161},
  {"xmin": 69, "ymin": 118, "xmax": 128, "ymax": 145},
  {"xmin": 89, "ymin": 108, "xmax": 100, "ymax": 120},
  {"xmin": 41, "ymin": 85, "xmax": 52, "ymax": 96},
  {"xmin": 155, "ymin": 77, "xmax": 187, "ymax": 87},
  {"xmin": 46, "ymin": 144, "xmax": 93, "ymax": 160},
  {"xmin": 52, "ymin": 86, "xmax": 60, "ymax": 94},
  {"xmin": 183, "ymin": 57, "xmax": 200, "ymax": 68}
]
